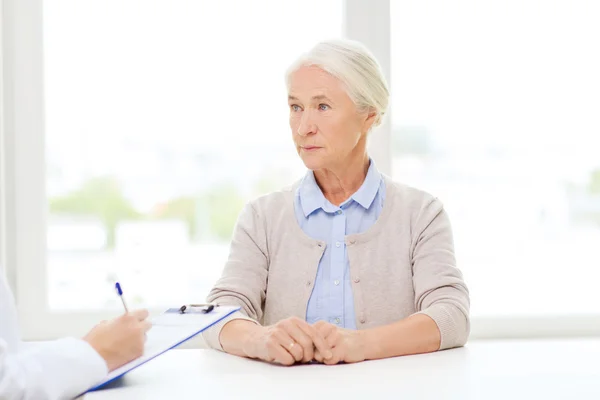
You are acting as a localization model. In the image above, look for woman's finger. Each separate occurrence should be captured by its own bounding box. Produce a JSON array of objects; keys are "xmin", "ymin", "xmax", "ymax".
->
[
  {"xmin": 297, "ymin": 320, "xmax": 333, "ymax": 360},
  {"xmin": 284, "ymin": 321, "xmax": 317, "ymax": 362},
  {"xmin": 274, "ymin": 329, "xmax": 303, "ymax": 362}
]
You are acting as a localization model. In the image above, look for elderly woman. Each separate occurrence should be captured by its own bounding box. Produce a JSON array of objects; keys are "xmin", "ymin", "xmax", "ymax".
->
[{"xmin": 202, "ymin": 39, "xmax": 469, "ymax": 365}]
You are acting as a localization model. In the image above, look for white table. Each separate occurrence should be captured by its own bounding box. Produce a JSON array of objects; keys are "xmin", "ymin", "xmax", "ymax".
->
[{"xmin": 84, "ymin": 339, "xmax": 600, "ymax": 399}]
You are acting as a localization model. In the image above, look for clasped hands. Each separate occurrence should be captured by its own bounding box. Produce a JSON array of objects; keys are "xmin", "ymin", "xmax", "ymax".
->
[{"xmin": 243, "ymin": 317, "xmax": 366, "ymax": 366}]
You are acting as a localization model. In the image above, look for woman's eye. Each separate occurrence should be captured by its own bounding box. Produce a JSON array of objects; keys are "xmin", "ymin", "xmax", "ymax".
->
[{"xmin": 319, "ymin": 104, "xmax": 330, "ymax": 111}]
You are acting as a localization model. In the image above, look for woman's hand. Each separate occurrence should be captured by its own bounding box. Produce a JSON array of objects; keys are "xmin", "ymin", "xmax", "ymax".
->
[
  {"xmin": 312, "ymin": 321, "xmax": 366, "ymax": 365},
  {"xmin": 243, "ymin": 317, "xmax": 333, "ymax": 365}
]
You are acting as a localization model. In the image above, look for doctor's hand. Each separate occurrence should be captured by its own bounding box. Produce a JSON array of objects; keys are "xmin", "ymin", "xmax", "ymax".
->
[
  {"xmin": 83, "ymin": 309, "xmax": 151, "ymax": 371},
  {"xmin": 312, "ymin": 321, "xmax": 366, "ymax": 365},
  {"xmin": 244, "ymin": 316, "xmax": 333, "ymax": 365}
]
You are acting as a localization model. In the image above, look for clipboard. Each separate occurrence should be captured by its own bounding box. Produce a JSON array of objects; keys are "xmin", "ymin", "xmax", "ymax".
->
[{"xmin": 82, "ymin": 304, "xmax": 240, "ymax": 395}]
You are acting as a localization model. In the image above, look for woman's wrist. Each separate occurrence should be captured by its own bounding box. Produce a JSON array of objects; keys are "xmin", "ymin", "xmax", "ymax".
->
[
  {"xmin": 241, "ymin": 323, "xmax": 265, "ymax": 359},
  {"xmin": 220, "ymin": 319, "xmax": 264, "ymax": 358},
  {"xmin": 359, "ymin": 328, "xmax": 382, "ymax": 361}
]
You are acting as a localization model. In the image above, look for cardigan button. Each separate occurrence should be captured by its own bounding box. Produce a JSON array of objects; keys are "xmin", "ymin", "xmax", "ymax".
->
[
  {"xmin": 360, "ymin": 318, "xmax": 366, "ymax": 324},
  {"xmin": 353, "ymin": 278, "xmax": 360, "ymax": 283}
]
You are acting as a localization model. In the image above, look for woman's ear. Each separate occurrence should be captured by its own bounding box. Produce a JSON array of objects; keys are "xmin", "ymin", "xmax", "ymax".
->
[{"xmin": 363, "ymin": 109, "xmax": 378, "ymax": 133}]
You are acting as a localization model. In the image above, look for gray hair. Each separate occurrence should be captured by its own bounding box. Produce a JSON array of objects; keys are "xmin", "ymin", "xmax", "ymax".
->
[{"xmin": 285, "ymin": 38, "xmax": 390, "ymax": 128}]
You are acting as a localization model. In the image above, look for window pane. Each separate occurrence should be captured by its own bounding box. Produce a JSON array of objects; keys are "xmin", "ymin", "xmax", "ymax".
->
[
  {"xmin": 391, "ymin": 0, "xmax": 600, "ymax": 317},
  {"xmin": 44, "ymin": 0, "xmax": 343, "ymax": 310}
]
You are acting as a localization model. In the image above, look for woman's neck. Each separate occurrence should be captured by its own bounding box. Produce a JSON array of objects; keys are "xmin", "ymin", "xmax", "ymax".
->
[{"xmin": 313, "ymin": 153, "xmax": 370, "ymax": 206}]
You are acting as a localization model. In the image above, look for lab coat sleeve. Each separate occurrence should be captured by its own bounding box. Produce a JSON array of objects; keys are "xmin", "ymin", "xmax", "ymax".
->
[{"xmin": 0, "ymin": 336, "xmax": 108, "ymax": 400}]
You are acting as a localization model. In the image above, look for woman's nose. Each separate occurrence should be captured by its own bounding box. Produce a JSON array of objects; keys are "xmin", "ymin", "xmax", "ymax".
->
[{"xmin": 297, "ymin": 114, "xmax": 316, "ymax": 136}]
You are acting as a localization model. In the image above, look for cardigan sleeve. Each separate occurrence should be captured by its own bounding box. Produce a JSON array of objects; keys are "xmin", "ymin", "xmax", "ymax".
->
[
  {"xmin": 411, "ymin": 198, "xmax": 471, "ymax": 350},
  {"xmin": 201, "ymin": 202, "xmax": 268, "ymax": 350}
]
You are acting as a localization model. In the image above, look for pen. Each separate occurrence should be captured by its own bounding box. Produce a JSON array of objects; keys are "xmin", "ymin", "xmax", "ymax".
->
[{"xmin": 115, "ymin": 282, "xmax": 129, "ymax": 313}]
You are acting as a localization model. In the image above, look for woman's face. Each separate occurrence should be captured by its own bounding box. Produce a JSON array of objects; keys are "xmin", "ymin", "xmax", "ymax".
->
[{"xmin": 287, "ymin": 65, "xmax": 375, "ymax": 171}]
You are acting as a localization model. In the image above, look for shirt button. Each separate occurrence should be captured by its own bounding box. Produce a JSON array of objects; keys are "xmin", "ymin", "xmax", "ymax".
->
[
  {"xmin": 335, "ymin": 210, "xmax": 342, "ymax": 215},
  {"xmin": 333, "ymin": 280, "xmax": 340, "ymax": 286},
  {"xmin": 335, "ymin": 241, "xmax": 341, "ymax": 248},
  {"xmin": 334, "ymin": 318, "xmax": 341, "ymax": 324}
]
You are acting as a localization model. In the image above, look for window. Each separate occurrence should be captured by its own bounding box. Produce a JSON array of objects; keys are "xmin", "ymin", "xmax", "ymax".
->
[
  {"xmin": 5, "ymin": 0, "xmax": 599, "ymax": 340},
  {"xmin": 391, "ymin": 0, "xmax": 600, "ymax": 317},
  {"xmin": 43, "ymin": 0, "xmax": 343, "ymax": 311}
]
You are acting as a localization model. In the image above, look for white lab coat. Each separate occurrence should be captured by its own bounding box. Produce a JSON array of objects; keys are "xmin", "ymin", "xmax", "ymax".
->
[{"xmin": 0, "ymin": 272, "xmax": 107, "ymax": 400}]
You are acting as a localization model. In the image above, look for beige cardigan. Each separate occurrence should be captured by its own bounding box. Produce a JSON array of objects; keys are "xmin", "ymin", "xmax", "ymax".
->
[{"xmin": 202, "ymin": 175, "xmax": 470, "ymax": 351}]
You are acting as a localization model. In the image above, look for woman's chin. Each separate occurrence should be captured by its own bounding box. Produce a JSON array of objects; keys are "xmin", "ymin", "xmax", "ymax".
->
[{"xmin": 299, "ymin": 154, "xmax": 327, "ymax": 171}]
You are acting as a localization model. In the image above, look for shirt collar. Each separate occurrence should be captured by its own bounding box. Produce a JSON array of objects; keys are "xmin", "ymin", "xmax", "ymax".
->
[
  {"xmin": 299, "ymin": 170, "xmax": 326, "ymax": 217},
  {"xmin": 350, "ymin": 159, "xmax": 381, "ymax": 210},
  {"xmin": 299, "ymin": 158, "xmax": 382, "ymax": 217}
]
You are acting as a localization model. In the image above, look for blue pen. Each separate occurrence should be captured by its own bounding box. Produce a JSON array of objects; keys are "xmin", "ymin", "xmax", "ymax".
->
[{"xmin": 115, "ymin": 282, "xmax": 129, "ymax": 313}]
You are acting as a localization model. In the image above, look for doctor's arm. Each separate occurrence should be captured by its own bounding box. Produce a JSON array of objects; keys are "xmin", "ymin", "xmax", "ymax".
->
[
  {"xmin": 0, "ymin": 336, "xmax": 107, "ymax": 400},
  {"xmin": 0, "ymin": 310, "xmax": 150, "ymax": 400}
]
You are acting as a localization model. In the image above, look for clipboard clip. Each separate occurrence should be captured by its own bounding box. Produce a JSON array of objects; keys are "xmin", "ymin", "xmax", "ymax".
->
[{"xmin": 178, "ymin": 303, "xmax": 218, "ymax": 314}]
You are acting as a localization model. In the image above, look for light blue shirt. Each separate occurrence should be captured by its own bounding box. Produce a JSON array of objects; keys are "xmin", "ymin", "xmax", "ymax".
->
[{"xmin": 295, "ymin": 160, "xmax": 385, "ymax": 329}]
